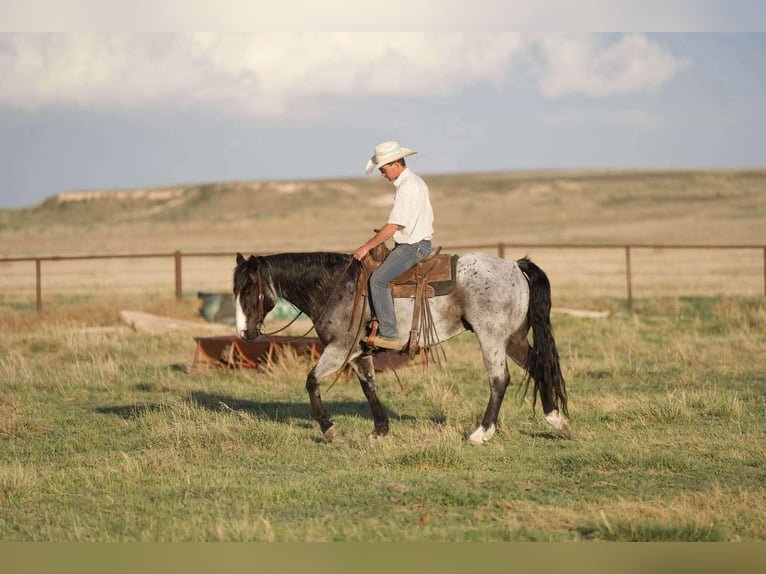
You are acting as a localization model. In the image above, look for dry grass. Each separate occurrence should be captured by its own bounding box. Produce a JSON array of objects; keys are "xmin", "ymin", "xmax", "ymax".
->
[
  {"xmin": 1, "ymin": 169, "xmax": 765, "ymax": 542},
  {"xmin": 2, "ymin": 169, "xmax": 765, "ymax": 307}
]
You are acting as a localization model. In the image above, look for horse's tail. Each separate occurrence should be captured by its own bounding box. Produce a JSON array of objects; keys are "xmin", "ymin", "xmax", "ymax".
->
[{"xmin": 516, "ymin": 257, "xmax": 568, "ymax": 417}]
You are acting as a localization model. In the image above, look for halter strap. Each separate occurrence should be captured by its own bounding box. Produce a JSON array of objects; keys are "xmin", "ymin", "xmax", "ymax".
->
[{"xmin": 250, "ymin": 258, "xmax": 356, "ymax": 342}]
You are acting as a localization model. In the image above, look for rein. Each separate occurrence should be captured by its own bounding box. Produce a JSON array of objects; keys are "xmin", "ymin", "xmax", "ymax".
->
[{"xmin": 253, "ymin": 265, "xmax": 306, "ymax": 338}]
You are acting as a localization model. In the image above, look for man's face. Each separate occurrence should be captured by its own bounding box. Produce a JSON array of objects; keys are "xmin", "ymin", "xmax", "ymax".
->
[{"xmin": 379, "ymin": 161, "xmax": 403, "ymax": 181}]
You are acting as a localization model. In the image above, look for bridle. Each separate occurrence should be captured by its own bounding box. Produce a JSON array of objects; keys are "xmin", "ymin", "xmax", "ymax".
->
[
  {"xmin": 242, "ymin": 257, "xmax": 356, "ymax": 342},
  {"xmin": 242, "ymin": 266, "xmax": 305, "ymax": 339}
]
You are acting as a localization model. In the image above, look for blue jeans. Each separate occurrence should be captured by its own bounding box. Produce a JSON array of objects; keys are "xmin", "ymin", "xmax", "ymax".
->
[{"xmin": 369, "ymin": 240, "xmax": 432, "ymax": 340}]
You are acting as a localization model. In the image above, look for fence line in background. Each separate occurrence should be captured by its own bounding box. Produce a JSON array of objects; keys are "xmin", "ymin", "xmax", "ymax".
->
[{"xmin": 2, "ymin": 244, "xmax": 765, "ymax": 313}]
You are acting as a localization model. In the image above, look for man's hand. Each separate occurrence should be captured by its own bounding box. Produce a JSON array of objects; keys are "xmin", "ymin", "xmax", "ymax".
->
[{"xmin": 353, "ymin": 223, "xmax": 399, "ymax": 261}]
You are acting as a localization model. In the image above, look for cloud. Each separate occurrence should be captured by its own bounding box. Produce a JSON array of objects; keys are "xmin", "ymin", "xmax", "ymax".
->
[
  {"xmin": 0, "ymin": 34, "xmax": 202, "ymax": 109},
  {"xmin": 0, "ymin": 33, "xmax": 686, "ymax": 117},
  {"xmin": 185, "ymin": 33, "xmax": 527, "ymax": 113},
  {"xmin": 0, "ymin": 33, "xmax": 528, "ymax": 116},
  {"xmin": 535, "ymin": 34, "xmax": 689, "ymax": 98}
]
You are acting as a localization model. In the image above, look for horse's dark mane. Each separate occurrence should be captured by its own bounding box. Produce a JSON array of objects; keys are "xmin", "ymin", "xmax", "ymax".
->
[
  {"xmin": 263, "ymin": 252, "xmax": 354, "ymax": 276},
  {"xmin": 235, "ymin": 252, "xmax": 359, "ymax": 319}
]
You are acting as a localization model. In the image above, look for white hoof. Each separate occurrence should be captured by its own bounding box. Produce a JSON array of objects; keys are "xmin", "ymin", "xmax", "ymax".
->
[
  {"xmin": 468, "ymin": 424, "xmax": 495, "ymax": 445},
  {"xmin": 545, "ymin": 410, "xmax": 572, "ymax": 439}
]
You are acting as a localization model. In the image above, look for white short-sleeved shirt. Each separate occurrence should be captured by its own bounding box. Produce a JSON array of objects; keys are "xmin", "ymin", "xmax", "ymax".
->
[{"xmin": 387, "ymin": 168, "xmax": 434, "ymax": 244}]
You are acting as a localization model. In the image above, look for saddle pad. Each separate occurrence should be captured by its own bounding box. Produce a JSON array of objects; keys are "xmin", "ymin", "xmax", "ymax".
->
[{"xmin": 390, "ymin": 254, "xmax": 459, "ymax": 298}]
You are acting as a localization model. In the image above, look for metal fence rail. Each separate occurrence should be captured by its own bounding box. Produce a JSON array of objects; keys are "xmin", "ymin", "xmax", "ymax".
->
[{"xmin": 2, "ymin": 243, "xmax": 765, "ymax": 312}]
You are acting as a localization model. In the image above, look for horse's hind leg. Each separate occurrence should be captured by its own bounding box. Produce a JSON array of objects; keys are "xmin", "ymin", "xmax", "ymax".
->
[
  {"xmin": 469, "ymin": 337, "xmax": 510, "ymax": 445},
  {"xmin": 507, "ymin": 335, "xmax": 571, "ymax": 439},
  {"xmin": 350, "ymin": 354, "xmax": 390, "ymax": 437}
]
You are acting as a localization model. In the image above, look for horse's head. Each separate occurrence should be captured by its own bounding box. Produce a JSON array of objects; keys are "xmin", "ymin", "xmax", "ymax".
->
[{"xmin": 233, "ymin": 253, "xmax": 277, "ymax": 340}]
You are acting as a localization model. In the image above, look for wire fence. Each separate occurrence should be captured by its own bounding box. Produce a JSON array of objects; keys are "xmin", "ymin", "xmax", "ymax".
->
[{"xmin": 1, "ymin": 243, "xmax": 765, "ymax": 312}]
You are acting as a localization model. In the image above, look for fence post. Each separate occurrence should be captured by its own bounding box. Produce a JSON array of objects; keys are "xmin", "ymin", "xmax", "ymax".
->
[
  {"xmin": 174, "ymin": 251, "xmax": 183, "ymax": 301},
  {"xmin": 498, "ymin": 241, "xmax": 505, "ymax": 259},
  {"xmin": 763, "ymin": 247, "xmax": 766, "ymax": 297},
  {"xmin": 625, "ymin": 246, "xmax": 633, "ymax": 312},
  {"xmin": 35, "ymin": 258, "xmax": 42, "ymax": 312}
]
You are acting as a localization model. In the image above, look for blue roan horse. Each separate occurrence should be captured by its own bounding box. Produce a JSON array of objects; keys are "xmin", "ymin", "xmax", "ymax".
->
[{"xmin": 233, "ymin": 251, "xmax": 570, "ymax": 444}]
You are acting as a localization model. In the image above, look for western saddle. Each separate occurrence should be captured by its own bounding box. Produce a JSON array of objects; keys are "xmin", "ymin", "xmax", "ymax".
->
[{"xmin": 353, "ymin": 241, "xmax": 458, "ymax": 358}]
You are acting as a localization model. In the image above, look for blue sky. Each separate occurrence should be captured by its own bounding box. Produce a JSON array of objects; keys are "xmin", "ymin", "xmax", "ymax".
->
[{"xmin": 1, "ymin": 31, "xmax": 765, "ymax": 208}]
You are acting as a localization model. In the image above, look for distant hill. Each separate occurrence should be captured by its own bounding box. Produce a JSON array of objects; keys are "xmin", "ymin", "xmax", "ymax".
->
[{"xmin": 2, "ymin": 169, "xmax": 765, "ymax": 256}]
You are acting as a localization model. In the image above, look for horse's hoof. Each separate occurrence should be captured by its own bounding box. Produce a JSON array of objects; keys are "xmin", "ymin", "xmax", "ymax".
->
[
  {"xmin": 545, "ymin": 410, "xmax": 572, "ymax": 439},
  {"xmin": 467, "ymin": 424, "xmax": 494, "ymax": 445},
  {"xmin": 323, "ymin": 424, "xmax": 337, "ymax": 443}
]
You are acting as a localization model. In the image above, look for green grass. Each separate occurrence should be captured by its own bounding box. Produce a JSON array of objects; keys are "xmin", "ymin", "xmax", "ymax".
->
[{"xmin": 1, "ymin": 296, "xmax": 765, "ymax": 541}]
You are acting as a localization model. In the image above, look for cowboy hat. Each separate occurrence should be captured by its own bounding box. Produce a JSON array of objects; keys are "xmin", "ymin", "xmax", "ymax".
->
[{"xmin": 365, "ymin": 141, "xmax": 417, "ymax": 173}]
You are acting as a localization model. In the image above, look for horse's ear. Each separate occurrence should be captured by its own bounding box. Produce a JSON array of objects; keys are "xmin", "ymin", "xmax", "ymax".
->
[{"xmin": 236, "ymin": 252, "xmax": 245, "ymax": 265}]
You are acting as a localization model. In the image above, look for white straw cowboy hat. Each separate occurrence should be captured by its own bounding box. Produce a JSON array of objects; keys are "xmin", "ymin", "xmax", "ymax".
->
[{"xmin": 365, "ymin": 141, "xmax": 417, "ymax": 173}]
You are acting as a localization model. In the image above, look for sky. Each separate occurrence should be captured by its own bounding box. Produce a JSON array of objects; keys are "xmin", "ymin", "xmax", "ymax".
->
[{"xmin": 1, "ymin": 26, "xmax": 765, "ymax": 208}]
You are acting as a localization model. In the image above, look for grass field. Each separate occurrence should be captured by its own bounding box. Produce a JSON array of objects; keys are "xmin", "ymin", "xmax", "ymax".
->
[
  {"xmin": 0, "ymin": 294, "xmax": 764, "ymax": 541},
  {"xmin": 1, "ymin": 168, "xmax": 765, "ymax": 541}
]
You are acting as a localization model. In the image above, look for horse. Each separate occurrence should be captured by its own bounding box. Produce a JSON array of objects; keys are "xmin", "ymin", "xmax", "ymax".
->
[{"xmin": 233, "ymin": 251, "xmax": 570, "ymax": 444}]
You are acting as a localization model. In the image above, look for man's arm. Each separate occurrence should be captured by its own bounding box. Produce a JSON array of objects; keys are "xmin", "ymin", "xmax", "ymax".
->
[{"xmin": 353, "ymin": 223, "xmax": 400, "ymax": 260}]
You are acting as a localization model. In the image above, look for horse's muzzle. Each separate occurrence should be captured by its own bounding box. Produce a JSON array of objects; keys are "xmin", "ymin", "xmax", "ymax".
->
[{"xmin": 237, "ymin": 323, "xmax": 262, "ymax": 341}]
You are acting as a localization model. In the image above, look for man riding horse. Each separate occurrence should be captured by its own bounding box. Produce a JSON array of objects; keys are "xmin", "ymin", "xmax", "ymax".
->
[
  {"xmin": 353, "ymin": 141, "xmax": 435, "ymax": 350},
  {"xmin": 234, "ymin": 141, "xmax": 570, "ymax": 443}
]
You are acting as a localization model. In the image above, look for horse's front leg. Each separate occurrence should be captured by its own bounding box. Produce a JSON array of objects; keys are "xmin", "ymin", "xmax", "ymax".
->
[
  {"xmin": 350, "ymin": 353, "xmax": 390, "ymax": 437},
  {"xmin": 306, "ymin": 370, "xmax": 336, "ymax": 442},
  {"xmin": 305, "ymin": 344, "xmax": 354, "ymax": 442}
]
